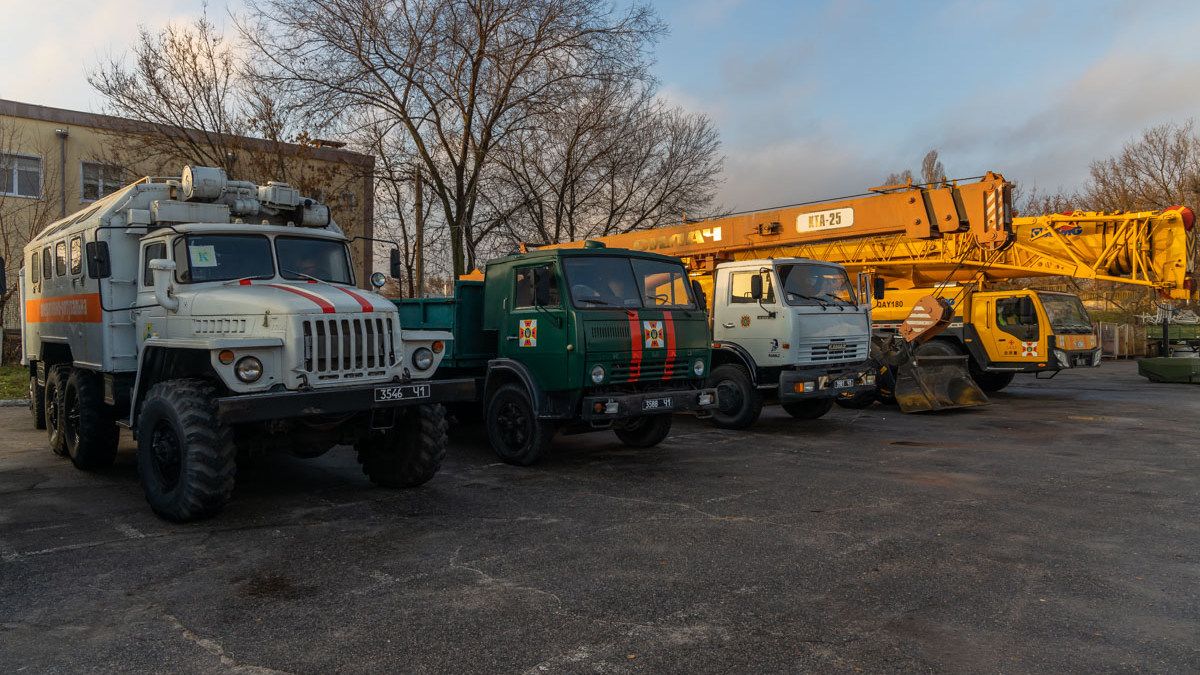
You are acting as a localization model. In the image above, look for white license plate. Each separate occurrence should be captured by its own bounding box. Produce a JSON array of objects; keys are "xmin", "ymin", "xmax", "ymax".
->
[
  {"xmin": 833, "ymin": 378, "xmax": 855, "ymax": 388},
  {"xmin": 642, "ymin": 396, "xmax": 673, "ymax": 411},
  {"xmin": 374, "ymin": 384, "xmax": 431, "ymax": 403}
]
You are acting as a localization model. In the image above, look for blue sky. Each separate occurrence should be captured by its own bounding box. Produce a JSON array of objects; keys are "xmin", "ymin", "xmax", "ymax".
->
[{"xmin": 2, "ymin": 0, "xmax": 1199, "ymax": 210}]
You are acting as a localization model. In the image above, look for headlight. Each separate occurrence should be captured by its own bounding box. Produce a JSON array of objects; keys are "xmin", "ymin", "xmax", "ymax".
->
[
  {"xmin": 1053, "ymin": 349, "xmax": 1069, "ymax": 368},
  {"xmin": 235, "ymin": 356, "xmax": 263, "ymax": 382},
  {"xmin": 692, "ymin": 359, "xmax": 705, "ymax": 377},
  {"xmin": 590, "ymin": 364, "xmax": 605, "ymax": 384},
  {"xmin": 412, "ymin": 347, "xmax": 435, "ymax": 371},
  {"xmin": 1092, "ymin": 350, "xmax": 1102, "ymax": 366}
]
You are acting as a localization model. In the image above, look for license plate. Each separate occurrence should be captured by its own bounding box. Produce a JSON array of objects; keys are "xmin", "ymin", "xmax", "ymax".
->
[
  {"xmin": 833, "ymin": 378, "xmax": 854, "ymax": 388},
  {"xmin": 374, "ymin": 384, "xmax": 431, "ymax": 403},
  {"xmin": 642, "ymin": 396, "xmax": 673, "ymax": 411}
]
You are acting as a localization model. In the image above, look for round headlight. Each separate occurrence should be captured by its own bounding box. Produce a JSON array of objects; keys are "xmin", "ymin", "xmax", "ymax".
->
[
  {"xmin": 412, "ymin": 347, "xmax": 435, "ymax": 371},
  {"xmin": 235, "ymin": 356, "xmax": 263, "ymax": 383},
  {"xmin": 692, "ymin": 359, "xmax": 705, "ymax": 377},
  {"xmin": 590, "ymin": 364, "xmax": 605, "ymax": 384}
]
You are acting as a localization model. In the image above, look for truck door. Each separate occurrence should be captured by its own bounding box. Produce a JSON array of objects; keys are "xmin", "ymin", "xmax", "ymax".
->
[
  {"xmin": 501, "ymin": 262, "xmax": 570, "ymax": 390},
  {"xmin": 134, "ymin": 241, "xmax": 169, "ymax": 348},
  {"xmin": 715, "ymin": 268, "xmax": 781, "ymax": 364},
  {"xmin": 982, "ymin": 294, "xmax": 1042, "ymax": 363}
]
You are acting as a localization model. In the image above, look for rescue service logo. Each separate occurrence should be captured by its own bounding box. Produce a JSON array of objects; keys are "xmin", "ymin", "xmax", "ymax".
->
[
  {"xmin": 519, "ymin": 319, "xmax": 537, "ymax": 347},
  {"xmin": 740, "ymin": 315, "xmax": 751, "ymax": 327},
  {"xmin": 1021, "ymin": 341, "xmax": 1039, "ymax": 357},
  {"xmin": 643, "ymin": 320, "xmax": 664, "ymax": 348}
]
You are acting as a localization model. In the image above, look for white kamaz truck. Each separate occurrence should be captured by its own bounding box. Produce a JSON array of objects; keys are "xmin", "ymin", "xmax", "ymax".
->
[{"xmin": 19, "ymin": 166, "xmax": 474, "ymax": 521}]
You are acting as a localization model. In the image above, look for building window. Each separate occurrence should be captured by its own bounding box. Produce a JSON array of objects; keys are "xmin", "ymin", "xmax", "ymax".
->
[
  {"xmin": 1, "ymin": 153, "xmax": 41, "ymax": 198},
  {"xmin": 82, "ymin": 162, "xmax": 124, "ymax": 201}
]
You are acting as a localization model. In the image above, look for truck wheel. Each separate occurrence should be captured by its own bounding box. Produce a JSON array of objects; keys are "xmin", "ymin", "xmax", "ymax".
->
[
  {"xmin": 29, "ymin": 374, "xmax": 46, "ymax": 430},
  {"xmin": 45, "ymin": 366, "xmax": 69, "ymax": 457},
  {"xmin": 781, "ymin": 398, "xmax": 834, "ymax": 420},
  {"xmin": 614, "ymin": 414, "xmax": 672, "ymax": 448},
  {"xmin": 136, "ymin": 379, "xmax": 236, "ymax": 522},
  {"xmin": 356, "ymin": 404, "xmax": 448, "ymax": 488},
  {"xmin": 64, "ymin": 370, "xmax": 120, "ymax": 470},
  {"xmin": 971, "ymin": 369, "xmax": 1015, "ymax": 393},
  {"xmin": 835, "ymin": 390, "xmax": 876, "ymax": 409},
  {"xmin": 707, "ymin": 364, "xmax": 762, "ymax": 430},
  {"xmin": 486, "ymin": 383, "xmax": 554, "ymax": 466}
]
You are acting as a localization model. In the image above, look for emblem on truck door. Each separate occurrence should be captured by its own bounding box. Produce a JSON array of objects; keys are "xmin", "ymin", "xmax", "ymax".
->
[
  {"xmin": 643, "ymin": 320, "xmax": 664, "ymax": 348},
  {"xmin": 519, "ymin": 319, "xmax": 537, "ymax": 347},
  {"xmin": 1020, "ymin": 341, "xmax": 1039, "ymax": 357}
]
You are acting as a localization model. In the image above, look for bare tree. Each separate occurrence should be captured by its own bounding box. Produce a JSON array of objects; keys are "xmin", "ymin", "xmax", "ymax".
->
[
  {"xmin": 487, "ymin": 80, "xmax": 722, "ymax": 246},
  {"xmin": 1082, "ymin": 120, "xmax": 1200, "ymax": 211},
  {"xmin": 920, "ymin": 149, "xmax": 945, "ymax": 185},
  {"xmin": 240, "ymin": 0, "xmax": 665, "ymax": 276}
]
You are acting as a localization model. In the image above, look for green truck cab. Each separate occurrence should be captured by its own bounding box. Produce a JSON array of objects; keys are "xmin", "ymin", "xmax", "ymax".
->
[{"xmin": 395, "ymin": 244, "xmax": 718, "ymax": 465}]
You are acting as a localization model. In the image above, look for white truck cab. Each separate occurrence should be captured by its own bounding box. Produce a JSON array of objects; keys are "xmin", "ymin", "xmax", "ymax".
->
[
  {"xmin": 20, "ymin": 166, "xmax": 474, "ymax": 521},
  {"xmin": 705, "ymin": 258, "xmax": 876, "ymax": 427}
]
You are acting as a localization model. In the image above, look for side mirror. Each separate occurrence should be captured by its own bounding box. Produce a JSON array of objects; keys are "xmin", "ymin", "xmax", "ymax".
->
[
  {"xmin": 85, "ymin": 241, "xmax": 112, "ymax": 279},
  {"xmin": 750, "ymin": 273, "xmax": 764, "ymax": 300},
  {"xmin": 873, "ymin": 277, "xmax": 886, "ymax": 300},
  {"xmin": 370, "ymin": 271, "xmax": 387, "ymax": 289},
  {"xmin": 691, "ymin": 279, "xmax": 707, "ymax": 312},
  {"xmin": 389, "ymin": 248, "xmax": 402, "ymax": 278},
  {"xmin": 148, "ymin": 259, "xmax": 179, "ymax": 312}
]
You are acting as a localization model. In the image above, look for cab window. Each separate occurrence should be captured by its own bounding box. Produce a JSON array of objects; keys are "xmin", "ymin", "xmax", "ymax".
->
[
  {"xmin": 143, "ymin": 242, "xmax": 167, "ymax": 287},
  {"xmin": 41, "ymin": 246, "xmax": 51, "ymax": 280},
  {"xmin": 996, "ymin": 297, "xmax": 1038, "ymax": 341},
  {"xmin": 54, "ymin": 241, "xmax": 67, "ymax": 276},
  {"xmin": 729, "ymin": 270, "xmax": 774, "ymax": 304},
  {"xmin": 69, "ymin": 237, "xmax": 83, "ymax": 274},
  {"xmin": 514, "ymin": 264, "xmax": 560, "ymax": 308}
]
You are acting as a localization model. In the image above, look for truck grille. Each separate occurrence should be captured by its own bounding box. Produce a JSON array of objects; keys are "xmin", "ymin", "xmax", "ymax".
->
[
  {"xmin": 193, "ymin": 318, "xmax": 247, "ymax": 334},
  {"xmin": 302, "ymin": 315, "xmax": 397, "ymax": 381},
  {"xmin": 608, "ymin": 360, "xmax": 689, "ymax": 383},
  {"xmin": 799, "ymin": 337, "xmax": 868, "ymax": 363}
]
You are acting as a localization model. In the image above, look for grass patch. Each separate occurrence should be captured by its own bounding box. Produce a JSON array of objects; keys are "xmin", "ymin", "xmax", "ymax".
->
[{"xmin": 0, "ymin": 364, "xmax": 29, "ymax": 400}]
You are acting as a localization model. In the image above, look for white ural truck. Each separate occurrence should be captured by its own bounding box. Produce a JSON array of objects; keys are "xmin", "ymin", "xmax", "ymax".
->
[
  {"xmin": 704, "ymin": 258, "xmax": 879, "ymax": 428},
  {"xmin": 19, "ymin": 166, "xmax": 474, "ymax": 521}
]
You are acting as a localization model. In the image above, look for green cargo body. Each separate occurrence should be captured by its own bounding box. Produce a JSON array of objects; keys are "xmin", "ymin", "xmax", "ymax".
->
[
  {"xmin": 1137, "ymin": 357, "xmax": 1200, "ymax": 384},
  {"xmin": 396, "ymin": 281, "xmax": 492, "ymax": 374}
]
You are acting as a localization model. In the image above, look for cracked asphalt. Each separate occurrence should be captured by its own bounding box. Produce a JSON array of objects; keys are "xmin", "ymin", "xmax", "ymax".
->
[{"xmin": 2, "ymin": 361, "xmax": 1199, "ymax": 672}]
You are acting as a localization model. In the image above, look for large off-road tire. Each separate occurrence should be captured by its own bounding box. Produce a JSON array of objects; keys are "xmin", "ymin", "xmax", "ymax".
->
[
  {"xmin": 614, "ymin": 414, "xmax": 673, "ymax": 448},
  {"xmin": 44, "ymin": 366, "xmax": 69, "ymax": 457},
  {"xmin": 781, "ymin": 397, "xmax": 835, "ymax": 420},
  {"xmin": 63, "ymin": 369, "xmax": 120, "ymax": 470},
  {"xmin": 706, "ymin": 364, "xmax": 762, "ymax": 430},
  {"xmin": 486, "ymin": 383, "xmax": 555, "ymax": 466},
  {"xmin": 29, "ymin": 374, "xmax": 46, "ymax": 430},
  {"xmin": 136, "ymin": 379, "xmax": 236, "ymax": 522},
  {"xmin": 356, "ymin": 404, "xmax": 448, "ymax": 488}
]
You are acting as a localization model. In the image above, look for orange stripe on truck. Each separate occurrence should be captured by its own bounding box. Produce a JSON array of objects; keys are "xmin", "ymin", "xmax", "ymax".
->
[{"xmin": 25, "ymin": 293, "xmax": 103, "ymax": 323}]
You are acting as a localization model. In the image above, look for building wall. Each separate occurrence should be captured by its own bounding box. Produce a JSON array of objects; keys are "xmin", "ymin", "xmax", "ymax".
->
[{"xmin": 0, "ymin": 99, "xmax": 375, "ymax": 328}]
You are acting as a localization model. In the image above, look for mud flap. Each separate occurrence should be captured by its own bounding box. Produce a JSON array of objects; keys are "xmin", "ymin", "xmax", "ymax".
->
[{"xmin": 894, "ymin": 354, "xmax": 988, "ymax": 413}]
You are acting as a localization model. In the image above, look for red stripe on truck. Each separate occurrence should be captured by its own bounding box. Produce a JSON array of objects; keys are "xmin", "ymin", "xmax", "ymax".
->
[
  {"xmin": 626, "ymin": 309, "xmax": 642, "ymax": 382},
  {"xmin": 331, "ymin": 285, "xmax": 376, "ymax": 312},
  {"xmin": 662, "ymin": 311, "xmax": 676, "ymax": 380},
  {"xmin": 265, "ymin": 284, "xmax": 336, "ymax": 313}
]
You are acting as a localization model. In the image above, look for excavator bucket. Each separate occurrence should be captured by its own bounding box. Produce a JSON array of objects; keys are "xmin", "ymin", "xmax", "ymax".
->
[
  {"xmin": 893, "ymin": 353, "xmax": 988, "ymax": 413},
  {"xmin": 891, "ymin": 294, "xmax": 989, "ymax": 413}
]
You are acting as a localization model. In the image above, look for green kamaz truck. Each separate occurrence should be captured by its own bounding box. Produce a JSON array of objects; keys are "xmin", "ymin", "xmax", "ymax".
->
[{"xmin": 395, "ymin": 243, "xmax": 718, "ymax": 465}]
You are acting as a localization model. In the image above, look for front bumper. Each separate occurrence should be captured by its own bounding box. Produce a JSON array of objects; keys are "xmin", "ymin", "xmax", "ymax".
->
[
  {"xmin": 580, "ymin": 387, "xmax": 719, "ymax": 422},
  {"xmin": 217, "ymin": 377, "xmax": 478, "ymax": 424},
  {"xmin": 1053, "ymin": 348, "xmax": 1103, "ymax": 369},
  {"xmin": 779, "ymin": 364, "xmax": 876, "ymax": 402}
]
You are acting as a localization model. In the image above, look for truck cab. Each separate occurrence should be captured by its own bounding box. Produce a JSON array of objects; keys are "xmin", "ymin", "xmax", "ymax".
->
[
  {"xmin": 21, "ymin": 166, "xmax": 474, "ymax": 521},
  {"xmin": 702, "ymin": 258, "xmax": 876, "ymax": 428},
  {"xmin": 397, "ymin": 243, "xmax": 718, "ymax": 465}
]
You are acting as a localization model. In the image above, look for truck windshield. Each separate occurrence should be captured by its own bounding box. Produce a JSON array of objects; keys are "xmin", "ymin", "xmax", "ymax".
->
[
  {"xmin": 1039, "ymin": 293, "xmax": 1093, "ymax": 334},
  {"xmin": 564, "ymin": 256, "xmax": 693, "ymax": 309},
  {"xmin": 777, "ymin": 263, "xmax": 857, "ymax": 306},
  {"xmin": 173, "ymin": 234, "xmax": 273, "ymax": 283},
  {"xmin": 277, "ymin": 236, "xmax": 353, "ymax": 284}
]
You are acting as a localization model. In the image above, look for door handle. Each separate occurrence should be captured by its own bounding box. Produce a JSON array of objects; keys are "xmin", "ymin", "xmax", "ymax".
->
[
  {"xmin": 721, "ymin": 322, "xmax": 735, "ymax": 328},
  {"xmin": 506, "ymin": 335, "xmax": 519, "ymax": 341}
]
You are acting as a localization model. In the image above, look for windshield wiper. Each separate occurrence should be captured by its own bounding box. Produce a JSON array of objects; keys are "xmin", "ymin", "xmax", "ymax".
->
[
  {"xmin": 789, "ymin": 293, "xmax": 829, "ymax": 310},
  {"xmin": 577, "ymin": 297, "xmax": 613, "ymax": 306},
  {"xmin": 223, "ymin": 274, "xmax": 274, "ymax": 286},
  {"xmin": 280, "ymin": 268, "xmax": 326, "ymax": 283},
  {"xmin": 820, "ymin": 292, "xmax": 852, "ymax": 309}
]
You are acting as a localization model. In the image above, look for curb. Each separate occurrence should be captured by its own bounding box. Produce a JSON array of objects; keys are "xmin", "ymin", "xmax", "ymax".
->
[{"xmin": 0, "ymin": 400, "xmax": 30, "ymax": 407}]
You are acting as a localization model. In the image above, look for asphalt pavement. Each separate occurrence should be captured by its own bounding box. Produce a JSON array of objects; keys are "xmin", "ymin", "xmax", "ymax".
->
[{"xmin": 1, "ymin": 361, "xmax": 1198, "ymax": 673}]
